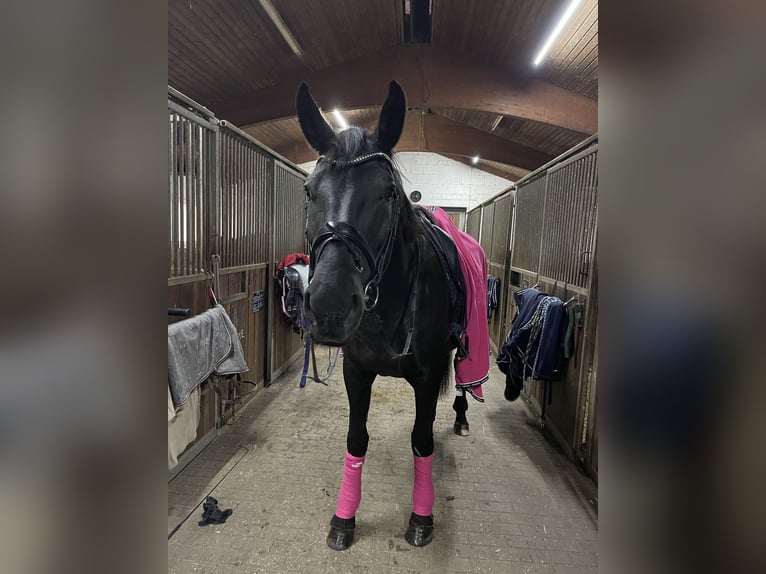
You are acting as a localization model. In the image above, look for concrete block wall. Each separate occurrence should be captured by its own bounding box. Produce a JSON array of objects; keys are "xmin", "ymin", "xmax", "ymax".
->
[{"xmin": 299, "ymin": 151, "xmax": 512, "ymax": 211}]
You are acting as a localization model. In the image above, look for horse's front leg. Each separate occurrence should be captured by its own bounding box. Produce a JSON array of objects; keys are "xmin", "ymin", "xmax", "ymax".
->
[
  {"xmin": 406, "ymin": 384, "xmax": 439, "ymax": 547},
  {"xmin": 326, "ymin": 358, "xmax": 375, "ymax": 551}
]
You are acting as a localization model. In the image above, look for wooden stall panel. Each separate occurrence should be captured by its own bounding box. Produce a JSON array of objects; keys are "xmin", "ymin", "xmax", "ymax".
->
[
  {"xmin": 489, "ymin": 194, "xmax": 511, "ymax": 267},
  {"xmin": 466, "ymin": 207, "xmax": 481, "ymax": 241},
  {"xmin": 219, "ymin": 128, "xmax": 274, "ymax": 269},
  {"xmin": 479, "ymin": 201, "xmax": 494, "ymax": 259},
  {"xmin": 168, "ymin": 105, "xmax": 215, "ymax": 278},
  {"xmin": 488, "ymin": 193, "xmax": 512, "ymax": 348},
  {"xmin": 273, "ymin": 165, "xmax": 307, "ymax": 257},
  {"xmin": 247, "ymin": 267, "xmax": 269, "ymax": 386},
  {"xmin": 271, "ymin": 164, "xmax": 307, "ymax": 376},
  {"xmin": 539, "ymin": 149, "xmax": 598, "ymax": 289},
  {"xmin": 487, "ymin": 263, "xmax": 505, "ymax": 349},
  {"xmin": 539, "ymin": 283, "xmax": 590, "ymax": 452},
  {"xmin": 168, "ymin": 90, "xmax": 310, "ymax": 475},
  {"xmin": 511, "ymin": 174, "xmax": 546, "ymax": 275},
  {"xmin": 507, "ymin": 142, "xmax": 598, "ymax": 464}
]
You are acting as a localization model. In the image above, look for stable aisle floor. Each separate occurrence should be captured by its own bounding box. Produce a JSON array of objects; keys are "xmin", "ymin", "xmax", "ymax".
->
[{"xmin": 168, "ymin": 354, "xmax": 598, "ymax": 573}]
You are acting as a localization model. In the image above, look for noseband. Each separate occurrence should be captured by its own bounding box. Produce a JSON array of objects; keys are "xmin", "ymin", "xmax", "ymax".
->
[{"xmin": 307, "ymin": 152, "xmax": 401, "ymax": 311}]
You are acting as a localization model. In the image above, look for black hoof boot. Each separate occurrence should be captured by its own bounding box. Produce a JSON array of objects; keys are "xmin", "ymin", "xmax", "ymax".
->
[
  {"xmin": 405, "ymin": 512, "xmax": 434, "ymax": 547},
  {"xmin": 453, "ymin": 421, "xmax": 470, "ymax": 436},
  {"xmin": 326, "ymin": 515, "xmax": 355, "ymax": 551}
]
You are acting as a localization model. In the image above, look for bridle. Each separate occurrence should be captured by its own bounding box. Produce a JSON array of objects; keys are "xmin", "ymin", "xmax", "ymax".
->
[{"xmin": 307, "ymin": 152, "xmax": 401, "ymax": 312}]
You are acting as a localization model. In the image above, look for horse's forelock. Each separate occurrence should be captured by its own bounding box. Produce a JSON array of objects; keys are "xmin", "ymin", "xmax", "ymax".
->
[
  {"xmin": 322, "ymin": 127, "xmax": 414, "ymax": 236},
  {"xmin": 326, "ymin": 127, "xmax": 368, "ymax": 162}
]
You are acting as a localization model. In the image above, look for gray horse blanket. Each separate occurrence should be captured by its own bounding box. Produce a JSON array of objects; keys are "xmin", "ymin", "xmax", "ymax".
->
[{"xmin": 168, "ymin": 304, "xmax": 248, "ymax": 408}]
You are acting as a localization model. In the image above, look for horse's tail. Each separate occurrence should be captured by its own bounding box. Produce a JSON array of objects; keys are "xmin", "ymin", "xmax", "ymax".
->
[{"xmin": 438, "ymin": 351, "xmax": 453, "ymax": 398}]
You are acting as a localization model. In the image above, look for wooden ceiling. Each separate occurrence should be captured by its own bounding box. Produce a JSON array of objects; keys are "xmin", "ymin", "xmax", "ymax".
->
[{"xmin": 169, "ymin": 0, "xmax": 598, "ymax": 180}]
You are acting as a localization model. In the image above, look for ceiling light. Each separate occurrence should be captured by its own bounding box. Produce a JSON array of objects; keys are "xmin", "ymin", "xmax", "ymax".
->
[
  {"xmin": 472, "ymin": 156, "xmax": 479, "ymax": 165},
  {"xmin": 332, "ymin": 109, "xmax": 348, "ymax": 130},
  {"xmin": 533, "ymin": 0, "xmax": 582, "ymax": 67},
  {"xmin": 258, "ymin": 0, "xmax": 303, "ymax": 57}
]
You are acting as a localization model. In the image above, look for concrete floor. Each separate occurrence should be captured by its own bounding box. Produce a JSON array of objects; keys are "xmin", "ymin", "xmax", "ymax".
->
[{"xmin": 168, "ymin": 352, "xmax": 598, "ymax": 573}]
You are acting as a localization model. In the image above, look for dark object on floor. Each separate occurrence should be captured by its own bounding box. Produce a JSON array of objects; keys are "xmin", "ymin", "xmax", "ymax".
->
[{"xmin": 198, "ymin": 496, "xmax": 233, "ymax": 526}]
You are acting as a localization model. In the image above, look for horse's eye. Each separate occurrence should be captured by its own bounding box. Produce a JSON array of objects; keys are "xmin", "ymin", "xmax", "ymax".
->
[{"xmin": 304, "ymin": 185, "xmax": 311, "ymax": 201}]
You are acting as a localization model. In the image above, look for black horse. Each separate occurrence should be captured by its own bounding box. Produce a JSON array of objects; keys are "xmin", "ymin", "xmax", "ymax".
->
[{"xmin": 296, "ymin": 81, "xmax": 473, "ymax": 550}]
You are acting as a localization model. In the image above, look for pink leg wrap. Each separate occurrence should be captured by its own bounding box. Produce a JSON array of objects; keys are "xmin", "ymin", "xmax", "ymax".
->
[
  {"xmin": 335, "ymin": 451, "xmax": 365, "ymax": 519},
  {"xmin": 412, "ymin": 454, "xmax": 435, "ymax": 517}
]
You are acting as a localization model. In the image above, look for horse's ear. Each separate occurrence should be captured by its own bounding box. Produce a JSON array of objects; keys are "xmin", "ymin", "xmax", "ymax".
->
[
  {"xmin": 296, "ymin": 82, "xmax": 336, "ymax": 154},
  {"xmin": 375, "ymin": 81, "xmax": 406, "ymax": 154}
]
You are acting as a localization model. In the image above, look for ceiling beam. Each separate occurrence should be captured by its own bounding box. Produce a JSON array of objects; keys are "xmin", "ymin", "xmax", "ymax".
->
[
  {"xmin": 274, "ymin": 111, "xmax": 555, "ymax": 169},
  {"xmin": 216, "ymin": 45, "xmax": 597, "ymax": 134},
  {"xmin": 439, "ymin": 154, "xmax": 528, "ymax": 181}
]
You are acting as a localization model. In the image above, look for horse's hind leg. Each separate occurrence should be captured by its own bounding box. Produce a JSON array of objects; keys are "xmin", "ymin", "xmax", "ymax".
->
[
  {"xmin": 405, "ymin": 386, "xmax": 439, "ymax": 547},
  {"xmin": 326, "ymin": 359, "xmax": 375, "ymax": 551},
  {"xmin": 452, "ymin": 389, "xmax": 470, "ymax": 436}
]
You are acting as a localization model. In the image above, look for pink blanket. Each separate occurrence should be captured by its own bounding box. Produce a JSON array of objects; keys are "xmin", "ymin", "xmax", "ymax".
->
[{"xmin": 427, "ymin": 207, "xmax": 490, "ymax": 402}]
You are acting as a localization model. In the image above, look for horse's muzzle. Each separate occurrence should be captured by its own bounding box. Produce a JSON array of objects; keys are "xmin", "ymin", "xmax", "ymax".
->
[{"xmin": 303, "ymin": 286, "xmax": 363, "ymax": 345}]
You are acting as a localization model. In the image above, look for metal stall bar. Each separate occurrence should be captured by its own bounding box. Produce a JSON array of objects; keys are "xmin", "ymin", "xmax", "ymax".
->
[
  {"xmin": 192, "ymin": 121, "xmax": 200, "ymax": 275},
  {"xmin": 492, "ymin": 193, "xmax": 513, "ymax": 346},
  {"xmin": 167, "ymin": 95, "xmax": 219, "ymax": 281},
  {"xmin": 266, "ymin": 162, "xmax": 277, "ymax": 382},
  {"xmin": 210, "ymin": 118, "xmax": 220, "ymax": 289},
  {"xmin": 569, "ymin": 154, "xmax": 588, "ymax": 287},
  {"xmin": 179, "ymin": 115, "xmax": 187, "ymax": 276},
  {"xmin": 169, "ymin": 112, "xmax": 176, "ymax": 277},
  {"xmin": 168, "ymin": 99, "xmax": 218, "ymax": 131},
  {"xmin": 535, "ymin": 173, "xmax": 550, "ymax": 285}
]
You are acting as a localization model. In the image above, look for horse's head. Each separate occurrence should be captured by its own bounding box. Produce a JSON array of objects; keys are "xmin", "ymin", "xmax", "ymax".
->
[{"xmin": 295, "ymin": 81, "xmax": 406, "ymax": 345}]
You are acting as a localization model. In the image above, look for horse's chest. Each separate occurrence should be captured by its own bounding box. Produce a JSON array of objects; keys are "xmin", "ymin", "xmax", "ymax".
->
[{"xmin": 346, "ymin": 336, "xmax": 416, "ymax": 379}]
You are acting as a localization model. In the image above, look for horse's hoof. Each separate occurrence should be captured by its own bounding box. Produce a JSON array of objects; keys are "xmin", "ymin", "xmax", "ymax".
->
[
  {"xmin": 326, "ymin": 525, "xmax": 355, "ymax": 550},
  {"xmin": 327, "ymin": 515, "xmax": 355, "ymax": 550},
  {"xmin": 405, "ymin": 514, "xmax": 434, "ymax": 547},
  {"xmin": 454, "ymin": 422, "xmax": 470, "ymax": 436}
]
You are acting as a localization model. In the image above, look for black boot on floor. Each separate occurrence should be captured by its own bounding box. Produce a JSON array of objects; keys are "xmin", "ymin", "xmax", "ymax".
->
[{"xmin": 198, "ymin": 496, "xmax": 233, "ymax": 526}]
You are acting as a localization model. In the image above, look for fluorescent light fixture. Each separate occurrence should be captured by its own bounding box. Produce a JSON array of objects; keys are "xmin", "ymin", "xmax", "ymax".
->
[
  {"xmin": 472, "ymin": 156, "xmax": 479, "ymax": 165},
  {"xmin": 332, "ymin": 109, "xmax": 348, "ymax": 130},
  {"xmin": 533, "ymin": 0, "xmax": 582, "ymax": 67},
  {"xmin": 258, "ymin": 0, "xmax": 303, "ymax": 57},
  {"xmin": 490, "ymin": 115, "xmax": 503, "ymax": 132}
]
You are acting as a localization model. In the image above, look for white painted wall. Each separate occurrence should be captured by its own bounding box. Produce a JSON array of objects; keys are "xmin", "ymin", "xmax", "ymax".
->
[{"xmin": 299, "ymin": 151, "xmax": 512, "ymax": 211}]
